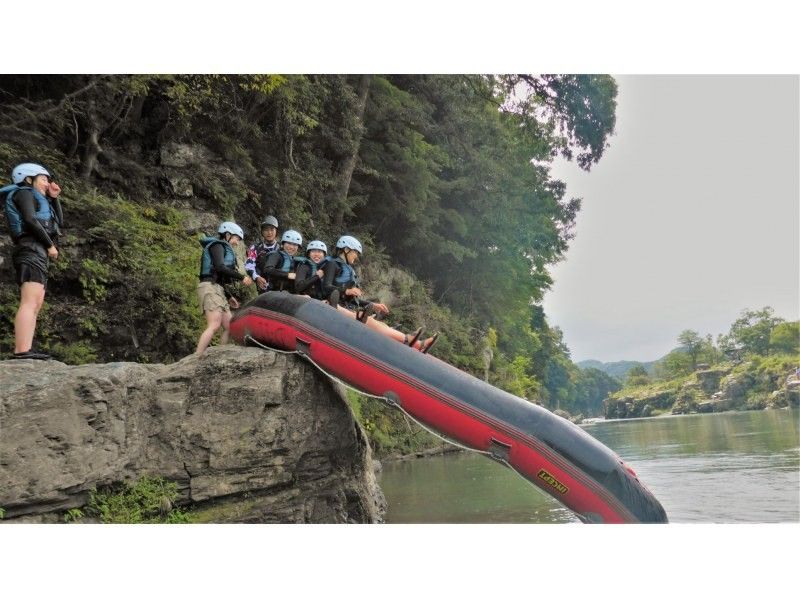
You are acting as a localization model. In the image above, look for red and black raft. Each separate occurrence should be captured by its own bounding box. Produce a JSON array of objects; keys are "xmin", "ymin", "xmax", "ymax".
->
[{"xmin": 230, "ymin": 292, "xmax": 668, "ymax": 523}]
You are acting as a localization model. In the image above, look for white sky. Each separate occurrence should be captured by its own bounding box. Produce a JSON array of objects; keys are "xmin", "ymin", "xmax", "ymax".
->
[{"xmin": 543, "ymin": 75, "xmax": 799, "ymax": 363}]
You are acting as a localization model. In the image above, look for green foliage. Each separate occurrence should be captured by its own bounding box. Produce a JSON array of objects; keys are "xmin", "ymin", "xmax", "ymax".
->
[
  {"xmin": 625, "ymin": 364, "xmax": 651, "ymax": 387},
  {"xmin": 86, "ymin": 476, "xmax": 191, "ymax": 524},
  {"xmin": 78, "ymin": 258, "xmax": 111, "ymax": 304},
  {"xmin": 63, "ymin": 508, "xmax": 84, "ymax": 522},
  {"xmin": 770, "ymin": 321, "xmax": 799, "ymax": 354},
  {"xmin": 0, "ymin": 507, "xmax": 5, "ymax": 519},
  {"xmin": 727, "ymin": 307, "xmax": 785, "ymax": 357},
  {"xmin": 573, "ymin": 367, "xmax": 621, "ymax": 416},
  {"xmin": 677, "ymin": 329, "xmax": 703, "ymax": 370},
  {"xmin": 655, "ymin": 349, "xmax": 694, "ymax": 379}
]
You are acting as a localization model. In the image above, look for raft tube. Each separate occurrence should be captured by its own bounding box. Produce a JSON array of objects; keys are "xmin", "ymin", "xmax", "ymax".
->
[{"xmin": 230, "ymin": 293, "xmax": 668, "ymax": 523}]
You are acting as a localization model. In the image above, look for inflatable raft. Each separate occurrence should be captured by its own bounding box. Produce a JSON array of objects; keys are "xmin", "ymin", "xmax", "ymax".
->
[{"xmin": 230, "ymin": 293, "xmax": 668, "ymax": 523}]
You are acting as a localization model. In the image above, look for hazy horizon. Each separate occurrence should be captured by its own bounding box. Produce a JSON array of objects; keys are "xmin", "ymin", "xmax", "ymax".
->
[{"xmin": 542, "ymin": 75, "xmax": 799, "ymax": 363}]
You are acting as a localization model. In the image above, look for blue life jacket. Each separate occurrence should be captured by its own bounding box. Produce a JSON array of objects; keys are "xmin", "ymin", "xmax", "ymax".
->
[
  {"xmin": 199, "ymin": 236, "xmax": 237, "ymax": 279},
  {"xmin": 2, "ymin": 184, "xmax": 58, "ymax": 241},
  {"xmin": 274, "ymin": 250, "xmax": 295, "ymax": 273},
  {"xmin": 333, "ymin": 257, "xmax": 358, "ymax": 287}
]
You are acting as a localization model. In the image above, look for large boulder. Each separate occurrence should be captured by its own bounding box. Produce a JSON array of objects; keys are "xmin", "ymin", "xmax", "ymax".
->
[{"xmin": 0, "ymin": 345, "xmax": 385, "ymax": 523}]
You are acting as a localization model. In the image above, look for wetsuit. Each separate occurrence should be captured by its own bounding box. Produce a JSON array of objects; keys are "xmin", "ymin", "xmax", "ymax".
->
[
  {"xmin": 294, "ymin": 259, "xmax": 327, "ymax": 299},
  {"xmin": 259, "ymin": 250, "xmax": 298, "ymax": 293},
  {"xmin": 320, "ymin": 257, "xmax": 374, "ymax": 311},
  {"xmin": 9, "ymin": 187, "xmax": 63, "ymax": 287}
]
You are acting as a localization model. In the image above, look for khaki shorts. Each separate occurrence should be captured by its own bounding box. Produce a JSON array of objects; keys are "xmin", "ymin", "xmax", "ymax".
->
[{"xmin": 197, "ymin": 281, "xmax": 230, "ymax": 315}]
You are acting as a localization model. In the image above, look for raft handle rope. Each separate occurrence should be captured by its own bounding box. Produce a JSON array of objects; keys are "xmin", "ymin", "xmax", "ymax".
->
[{"xmin": 242, "ymin": 334, "xmax": 563, "ymax": 514}]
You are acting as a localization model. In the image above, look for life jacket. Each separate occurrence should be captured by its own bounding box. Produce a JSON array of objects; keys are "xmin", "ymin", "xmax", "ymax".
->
[
  {"xmin": 333, "ymin": 256, "xmax": 359, "ymax": 288},
  {"xmin": 199, "ymin": 236, "xmax": 237, "ymax": 280},
  {"xmin": 1, "ymin": 184, "xmax": 59, "ymax": 241},
  {"xmin": 274, "ymin": 250, "xmax": 294, "ymax": 273}
]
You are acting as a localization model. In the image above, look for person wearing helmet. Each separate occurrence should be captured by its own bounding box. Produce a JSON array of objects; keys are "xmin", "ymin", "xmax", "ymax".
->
[
  {"xmin": 322, "ymin": 235, "xmax": 439, "ymax": 353},
  {"xmin": 258, "ymin": 229, "xmax": 304, "ymax": 293},
  {"xmin": 244, "ymin": 215, "xmax": 279, "ymax": 293},
  {"xmin": 1, "ymin": 163, "xmax": 64, "ymax": 359},
  {"xmin": 195, "ymin": 221, "xmax": 253, "ymax": 354},
  {"xmin": 293, "ymin": 239, "xmax": 330, "ymax": 299}
]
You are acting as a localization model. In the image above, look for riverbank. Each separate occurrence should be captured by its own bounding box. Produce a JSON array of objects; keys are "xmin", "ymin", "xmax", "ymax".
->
[{"xmin": 604, "ymin": 355, "xmax": 799, "ymax": 420}]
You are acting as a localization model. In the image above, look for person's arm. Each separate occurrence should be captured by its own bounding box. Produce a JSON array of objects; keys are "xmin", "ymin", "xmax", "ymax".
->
[
  {"xmin": 262, "ymin": 252, "xmax": 292, "ymax": 281},
  {"xmin": 47, "ymin": 183, "xmax": 64, "ymax": 232},
  {"xmin": 209, "ymin": 243, "xmax": 244, "ymax": 280},
  {"xmin": 293, "ymin": 262, "xmax": 322, "ymax": 294},
  {"xmin": 14, "ymin": 189, "xmax": 56, "ymax": 248},
  {"xmin": 321, "ymin": 259, "xmax": 343, "ymax": 296}
]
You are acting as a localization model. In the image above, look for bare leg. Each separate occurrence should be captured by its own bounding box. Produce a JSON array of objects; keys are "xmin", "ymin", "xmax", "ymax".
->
[
  {"xmin": 195, "ymin": 310, "xmax": 223, "ymax": 354},
  {"xmin": 219, "ymin": 310, "xmax": 233, "ymax": 345},
  {"xmin": 336, "ymin": 305, "xmax": 421, "ymax": 346},
  {"xmin": 14, "ymin": 282, "xmax": 45, "ymax": 353}
]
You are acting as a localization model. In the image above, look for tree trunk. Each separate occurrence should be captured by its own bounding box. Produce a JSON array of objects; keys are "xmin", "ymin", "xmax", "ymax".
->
[
  {"xmin": 80, "ymin": 99, "xmax": 102, "ymax": 179},
  {"xmin": 333, "ymin": 74, "xmax": 372, "ymax": 229}
]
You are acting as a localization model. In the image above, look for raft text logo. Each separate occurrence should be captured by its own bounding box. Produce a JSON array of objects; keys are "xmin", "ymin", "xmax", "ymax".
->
[{"xmin": 537, "ymin": 469, "xmax": 568, "ymax": 494}]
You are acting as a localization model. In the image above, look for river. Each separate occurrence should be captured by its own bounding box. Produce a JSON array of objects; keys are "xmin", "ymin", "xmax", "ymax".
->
[{"xmin": 378, "ymin": 409, "xmax": 800, "ymax": 523}]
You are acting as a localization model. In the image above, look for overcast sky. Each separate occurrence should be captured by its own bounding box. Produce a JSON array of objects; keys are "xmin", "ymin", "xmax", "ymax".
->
[{"xmin": 542, "ymin": 75, "xmax": 799, "ymax": 363}]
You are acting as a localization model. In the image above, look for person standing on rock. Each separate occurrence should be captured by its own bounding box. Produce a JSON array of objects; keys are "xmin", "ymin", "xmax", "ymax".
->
[
  {"xmin": 1, "ymin": 163, "xmax": 63, "ymax": 359},
  {"xmin": 244, "ymin": 215, "xmax": 279, "ymax": 293},
  {"xmin": 195, "ymin": 222, "xmax": 253, "ymax": 354}
]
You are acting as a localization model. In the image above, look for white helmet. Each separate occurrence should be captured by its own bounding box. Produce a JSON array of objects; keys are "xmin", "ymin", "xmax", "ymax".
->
[
  {"xmin": 218, "ymin": 221, "xmax": 244, "ymax": 239},
  {"xmin": 281, "ymin": 230, "xmax": 303, "ymax": 246},
  {"xmin": 306, "ymin": 240, "xmax": 327, "ymax": 254},
  {"xmin": 12, "ymin": 163, "xmax": 50, "ymax": 185},
  {"xmin": 336, "ymin": 235, "xmax": 362, "ymax": 254}
]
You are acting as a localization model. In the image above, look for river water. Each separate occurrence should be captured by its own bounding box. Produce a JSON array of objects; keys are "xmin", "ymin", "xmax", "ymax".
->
[{"xmin": 379, "ymin": 409, "xmax": 800, "ymax": 523}]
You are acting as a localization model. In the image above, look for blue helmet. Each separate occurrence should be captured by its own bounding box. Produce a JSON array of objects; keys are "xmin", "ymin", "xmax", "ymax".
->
[
  {"xmin": 12, "ymin": 163, "xmax": 50, "ymax": 185},
  {"xmin": 281, "ymin": 230, "xmax": 303, "ymax": 246},
  {"xmin": 218, "ymin": 221, "xmax": 244, "ymax": 239},
  {"xmin": 336, "ymin": 235, "xmax": 362, "ymax": 254},
  {"xmin": 306, "ymin": 240, "xmax": 327, "ymax": 255}
]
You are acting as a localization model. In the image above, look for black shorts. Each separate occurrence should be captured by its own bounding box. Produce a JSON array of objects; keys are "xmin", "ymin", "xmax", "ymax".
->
[
  {"xmin": 14, "ymin": 261, "xmax": 48, "ymax": 287},
  {"xmin": 12, "ymin": 242, "xmax": 49, "ymax": 288}
]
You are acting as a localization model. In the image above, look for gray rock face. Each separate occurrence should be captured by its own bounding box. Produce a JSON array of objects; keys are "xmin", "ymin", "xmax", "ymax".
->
[
  {"xmin": 160, "ymin": 142, "xmax": 216, "ymax": 168},
  {"xmin": 0, "ymin": 346, "xmax": 385, "ymax": 523}
]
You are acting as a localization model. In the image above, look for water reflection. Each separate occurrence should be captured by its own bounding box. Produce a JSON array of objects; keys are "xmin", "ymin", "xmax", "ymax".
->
[{"xmin": 380, "ymin": 410, "xmax": 799, "ymax": 523}]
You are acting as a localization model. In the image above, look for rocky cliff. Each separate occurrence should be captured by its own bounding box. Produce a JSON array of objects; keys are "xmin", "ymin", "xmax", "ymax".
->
[
  {"xmin": 0, "ymin": 345, "xmax": 386, "ymax": 523},
  {"xmin": 604, "ymin": 359, "xmax": 799, "ymax": 419}
]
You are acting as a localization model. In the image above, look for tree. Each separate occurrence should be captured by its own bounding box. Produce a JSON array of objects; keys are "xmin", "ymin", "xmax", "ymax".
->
[
  {"xmin": 574, "ymin": 367, "xmax": 622, "ymax": 416},
  {"xmin": 770, "ymin": 321, "xmax": 799, "ymax": 354},
  {"xmin": 728, "ymin": 307, "xmax": 784, "ymax": 356},
  {"xmin": 677, "ymin": 329, "xmax": 704, "ymax": 370},
  {"xmin": 625, "ymin": 364, "xmax": 650, "ymax": 387}
]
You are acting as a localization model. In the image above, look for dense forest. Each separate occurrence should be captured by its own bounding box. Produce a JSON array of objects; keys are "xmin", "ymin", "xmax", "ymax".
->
[{"xmin": 0, "ymin": 74, "xmax": 621, "ymax": 430}]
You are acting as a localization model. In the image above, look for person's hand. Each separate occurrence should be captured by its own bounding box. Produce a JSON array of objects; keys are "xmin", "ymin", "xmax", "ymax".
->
[
  {"xmin": 288, "ymin": 273, "xmax": 296, "ymax": 280},
  {"xmin": 47, "ymin": 246, "xmax": 59, "ymax": 260},
  {"xmin": 373, "ymin": 303, "xmax": 390, "ymax": 315},
  {"xmin": 242, "ymin": 276, "xmax": 253, "ymax": 287},
  {"xmin": 346, "ymin": 287, "xmax": 362, "ymax": 297},
  {"xmin": 315, "ymin": 269, "xmax": 324, "ymax": 278},
  {"xmin": 256, "ymin": 276, "xmax": 267, "ymax": 290},
  {"xmin": 228, "ymin": 297, "xmax": 240, "ymax": 309},
  {"xmin": 47, "ymin": 182, "xmax": 61, "ymax": 199}
]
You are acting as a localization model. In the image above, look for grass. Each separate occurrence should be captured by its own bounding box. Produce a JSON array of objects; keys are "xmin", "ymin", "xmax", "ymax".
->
[{"xmin": 81, "ymin": 476, "xmax": 193, "ymax": 524}]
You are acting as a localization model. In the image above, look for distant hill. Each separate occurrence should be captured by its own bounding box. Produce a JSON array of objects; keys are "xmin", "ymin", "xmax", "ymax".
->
[{"xmin": 576, "ymin": 359, "xmax": 659, "ymax": 380}]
